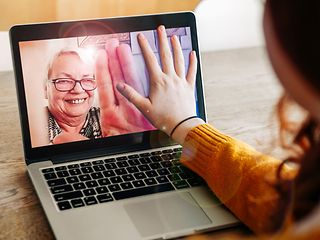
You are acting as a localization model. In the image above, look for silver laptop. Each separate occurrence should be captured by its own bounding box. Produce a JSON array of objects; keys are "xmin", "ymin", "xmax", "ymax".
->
[{"xmin": 10, "ymin": 12, "xmax": 238, "ymax": 240}]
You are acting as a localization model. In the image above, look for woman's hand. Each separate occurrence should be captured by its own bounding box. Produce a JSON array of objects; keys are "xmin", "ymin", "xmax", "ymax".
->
[
  {"xmin": 95, "ymin": 38, "xmax": 155, "ymax": 137},
  {"xmin": 116, "ymin": 25, "xmax": 205, "ymax": 144}
]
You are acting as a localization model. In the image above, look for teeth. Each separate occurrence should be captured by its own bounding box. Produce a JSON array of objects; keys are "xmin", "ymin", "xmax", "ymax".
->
[{"xmin": 69, "ymin": 98, "xmax": 85, "ymax": 104}]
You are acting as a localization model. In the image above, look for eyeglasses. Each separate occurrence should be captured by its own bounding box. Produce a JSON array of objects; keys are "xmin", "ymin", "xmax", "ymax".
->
[{"xmin": 48, "ymin": 77, "xmax": 97, "ymax": 92}]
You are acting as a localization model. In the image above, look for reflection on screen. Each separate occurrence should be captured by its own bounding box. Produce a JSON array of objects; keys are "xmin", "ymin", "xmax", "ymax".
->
[{"xmin": 19, "ymin": 27, "xmax": 196, "ymax": 148}]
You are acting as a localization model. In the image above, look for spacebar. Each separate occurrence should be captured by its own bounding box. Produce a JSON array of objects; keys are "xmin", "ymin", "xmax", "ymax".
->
[{"xmin": 113, "ymin": 183, "xmax": 175, "ymax": 200}]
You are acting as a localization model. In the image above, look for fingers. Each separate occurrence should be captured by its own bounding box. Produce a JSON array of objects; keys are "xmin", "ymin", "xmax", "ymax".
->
[
  {"xmin": 157, "ymin": 25, "xmax": 175, "ymax": 74},
  {"xmin": 105, "ymin": 38, "xmax": 127, "ymax": 105},
  {"xmin": 117, "ymin": 44, "xmax": 146, "ymax": 96},
  {"xmin": 171, "ymin": 35, "xmax": 185, "ymax": 78},
  {"xmin": 116, "ymin": 82, "xmax": 151, "ymax": 117},
  {"xmin": 186, "ymin": 51, "xmax": 197, "ymax": 87},
  {"xmin": 95, "ymin": 49, "xmax": 115, "ymax": 109},
  {"xmin": 137, "ymin": 33, "xmax": 162, "ymax": 79}
]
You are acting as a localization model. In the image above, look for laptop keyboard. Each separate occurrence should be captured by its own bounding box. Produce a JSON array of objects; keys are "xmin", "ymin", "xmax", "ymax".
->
[{"xmin": 41, "ymin": 147, "xmax": 205, "ymax": 211}]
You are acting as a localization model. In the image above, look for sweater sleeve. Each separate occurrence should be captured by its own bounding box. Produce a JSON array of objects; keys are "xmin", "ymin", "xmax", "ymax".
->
[{"xmin": 180, "ymin": 124, "xmax": 298, "ymax": 234}]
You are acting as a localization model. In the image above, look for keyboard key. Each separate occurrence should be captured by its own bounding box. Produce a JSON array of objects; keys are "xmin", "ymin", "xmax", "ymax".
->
[
  {"xmin": 57, "ymin": 171, "xmax": 69, "ymax": 178},
  {"xmin": 132, "ymin": 180, "xmax": 145, "ymax": 188},
  {"xmin": 139, "ymin": 157, "xmax": 151, "ymax": 164},
  {"xmin": 144, "ymin": 178, "xmax": 157, "ymax": 186},
  {"xmin": 122, "ymin": 174, "xmax": 134, "ymax": 182},
  {"xmin": 161, "ymin": 154, "xmax": 173, "ymax": 161},
  {"xmin": 83, "ymin": 188, "xmax": 96, "ymax": 196},
  {"xmin": 66, "ymin": 176, "xmax": 79, "ymax": 184},
  {"xmin": 108, "ymin": 184, "xmax": 121, "ymax": 192},
  {"xmin": 105, "ymin": 163, "xmax": 117, "ymax": 169},
  {"xmin": 110, "ymin": 176, "xmax": 123, "ymax": 184},
  {"xmin": 84, "ymin": 196, "xmax": 98, "ymax": 205},
  {"xmin": 80, "ymin": 162, "xmax": 92, "ymax": 167},
  {"xmin": 96, "ymin": 186, "xmax": 108, "ymax": 194},
  {"xmin": 44, "ymin": 172, "xmax": 57, "ymax": 180},
  {"xmin": 138, "ymin": 164, "xmax": 150, "ymax": 172},
  {"xmin": 93, "ymin": 165, "xmax": 105, "ymax": 172},
  {"xmin": 55, "ymin": 166, "xmax": 67, "ymax": 171},
  {"xmin": 127, "ymin": 166, "xmax": 139, "ymax": 173},
  {"xmin": 47, "ymin": 178, "xmax": 66, "ymax": 187},
  {"xmin": 172, "ymin": 159, "xmax": 180, "ymax": 165},
  {"xmin": 42, "ymin": 168, "xmax": 54, "ymax": 173},
  {"xmin": 139, "ymin": 152, "xmax": 151, "ymax": 157},
  {"xmin": 168, "ymin": 166, "xmax": 181, "ymax": 174},
  {"xmin": 98, "ymin": 178, "xmax": 111, "ymax": 186},
  {"xmin": 103, "ymin": 170, "xmax": 116, "ymax": 178},
  {"xmin": 145, "ymin": 170, "xmax": 158, "ymax": 178},
  {"xmin": 179, "ymin": 172, "xmax": 192, "ymax": 180},
  {"xmin": 113, "ymin": 183, "xmax": 175, "ymax": 200},
  {"xmin": 172, "ymin": 151, "xmax": 182, "ymax": 159},
  {"xmin": 151, "ymin": 151, "xmax": 162, "ymax": 155},
  {"xmin": 157, "ymin": 168, "xmax": 170, "ymax": 176},
  {"xmin": 97, "ymin": 193, "xmax": 113, "ymax": 203},
  {"xmin": 162, "ymin": 149, "xmax": 173, "ymax": 153},
  {"xmin": 134, "ymin": 172, "xmax": 146, "ymax": 180},
  {"xmin": 54, "ymin": 191, "xmax": 83, "ymax": 201},
  {"xmin": 92, "ymin": 160, "xmax": 104, "ymax": 165},
  {"xmin": 161, "ymin": 161, "xmax": 173, "ymax": 168},
  {"xmin": 116, "ymin": 161, "xmax": 129, "ymax": 168},
  {"xmin": 85, "ymin": 180, "xmax": 98, "ymax": 188},
  {"xmin": 71, "ymin": 198, "xmax": 85, "ymax": 208},
  {"xmin": 81, "ymin": 166, "xmax": 93, "ymax": 174},
  {"xmin": 115, "ymin": 156, "xmax": 127, "ymax": 161},
  {"xmin": 156, "ymin": 176, "xmax": 169, "ymax": 184},
  {"xmin": 149, "ymin": 163, "xmax": 161, "ymax": 170},
  {"xmin": 128, "ymin": 154, "xmax": 139, "ymax": 159},
  {"xmin": 69, "ymin": 169, "xmax": 81, "ymax": 176},
  {"xmin": 150, "ymin": 156, "xmax": 162, "ymax": 162},
  {"xmin": 173, "ymin": 147, "xmax": 182, "ymax": 152},
  {"xmin": 115, "ymin": 168, "xmax": 127, "ymax": 175},
  {"xmin": 79, "ymin": 174, "xmax": 91, "ymax": 181},
  {"xmin": 128, "ymin": 159, "xmax": 140, "ymax": 166},
  {"xmin": 167, "ymin": 174, "xmax": 181, "ymax": 182},
  {"xmin": 173, "ymin": 180, "xmax": 189, "ymax": 189},
  {"xmin": 68, "ymin": 164, "xmax": 79, "ymax": 169},
  {"xmin": 57, "ymin": 201, "xmax": 72, "ymax": 210},
  {"xmin": 51, "ymin": 185, "xmax": 73, "ymax": 194},
  {"xmin": 104, "ymin": 158, "xmax": 116, "ymax": 163},
  {"xmin": 120, "ymin": 182, "xmax": 134, "ymax": 190},
  {"xmin": 91, "ymin": 172, "xmax": 104, "ymax": 179},
  {"xmin": 73, "ymin": 182, "xmax": 86, "ymax": 190}
]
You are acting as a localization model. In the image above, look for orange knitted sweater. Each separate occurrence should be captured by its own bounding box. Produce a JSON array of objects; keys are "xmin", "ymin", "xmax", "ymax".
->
[{"xmin": 180, "ymin": 124, "xmax": 320, "ymax": 238}]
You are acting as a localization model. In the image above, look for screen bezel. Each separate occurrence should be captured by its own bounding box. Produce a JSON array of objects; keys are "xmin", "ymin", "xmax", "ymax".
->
[{"xmin": 10, "ymin": 12, "xmax": 206, "ymax": 165}]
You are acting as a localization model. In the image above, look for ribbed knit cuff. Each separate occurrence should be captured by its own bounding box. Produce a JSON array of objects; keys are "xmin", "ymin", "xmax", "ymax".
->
[{"xmin": 180, "ymin": 124, "xmax": 229, "ymax": 180}]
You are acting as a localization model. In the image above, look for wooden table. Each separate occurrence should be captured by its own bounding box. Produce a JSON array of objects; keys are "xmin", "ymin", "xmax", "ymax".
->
[{"xmin": 0, "ymin": 47, "xmax": 283, "ymax": 239}]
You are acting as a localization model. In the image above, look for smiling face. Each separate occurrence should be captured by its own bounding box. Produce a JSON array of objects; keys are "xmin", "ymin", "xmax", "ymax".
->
[{"xmin": 46, "ymin": 52, "xmax": 95, "ymax": 124}]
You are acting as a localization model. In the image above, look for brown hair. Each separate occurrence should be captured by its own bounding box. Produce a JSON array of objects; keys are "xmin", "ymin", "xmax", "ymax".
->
[{"xmin": 268, "ymin": 0, "xmax": 320, "ymax": 224}]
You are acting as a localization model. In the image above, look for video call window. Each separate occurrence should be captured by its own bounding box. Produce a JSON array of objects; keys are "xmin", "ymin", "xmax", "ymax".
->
[{"xmin": 19, "ymin": 27, "xmax": 196, "ymax": 148}]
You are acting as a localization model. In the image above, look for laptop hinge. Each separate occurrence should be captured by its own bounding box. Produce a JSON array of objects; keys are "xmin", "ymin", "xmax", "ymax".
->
[{"xmin": 49, "ymin": 143, "xmax": 179, "ymax": 165}]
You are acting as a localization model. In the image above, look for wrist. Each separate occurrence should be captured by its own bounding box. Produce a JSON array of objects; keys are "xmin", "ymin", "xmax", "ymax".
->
[{"xmin": 171, "ymin": 117, "xmax": 205, "ymax": 145}]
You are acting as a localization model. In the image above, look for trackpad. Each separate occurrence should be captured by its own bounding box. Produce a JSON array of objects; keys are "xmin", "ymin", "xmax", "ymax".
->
[{"xmin": 124, "ymin": 192, "xmax": 211, "ymax": 238}]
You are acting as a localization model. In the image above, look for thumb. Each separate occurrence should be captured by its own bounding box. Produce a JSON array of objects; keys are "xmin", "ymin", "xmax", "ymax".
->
[{"xmin": 116, "ymin": 82, "xmax": 151, "ymax": 114}]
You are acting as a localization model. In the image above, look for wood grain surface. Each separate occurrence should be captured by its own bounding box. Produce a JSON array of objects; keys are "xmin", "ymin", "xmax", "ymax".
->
[{"xmin": 0, "ymin": 47, "xmax": 283, "ymax": 239}]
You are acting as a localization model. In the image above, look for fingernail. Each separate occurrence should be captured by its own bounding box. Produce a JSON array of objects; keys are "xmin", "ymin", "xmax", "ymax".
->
[
  {"xmin": 159, "ymin": 25, "xmax": 165, "ymax": 31},
  {"xmin": 116, "ymin": 83, "xmax": 125, "ymax": 92},
  {"xmin": 138, "ymin": 33, "xmax": 145, "ymax": 40}
]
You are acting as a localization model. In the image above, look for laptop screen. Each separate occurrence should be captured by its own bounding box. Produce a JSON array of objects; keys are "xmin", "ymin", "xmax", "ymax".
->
[
  {"xmin": 18, "ymin": 27, "xmax": 198, "ymax": 148},
  {"xmin": 11, "ymin": 13, "xmax": 206, "ymax": 163}
]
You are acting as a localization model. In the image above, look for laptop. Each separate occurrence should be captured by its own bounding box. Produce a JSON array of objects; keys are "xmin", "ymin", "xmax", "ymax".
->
[{"xmin": 10, "ymin": 12, "xmax": 238, "ymax": 240}]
